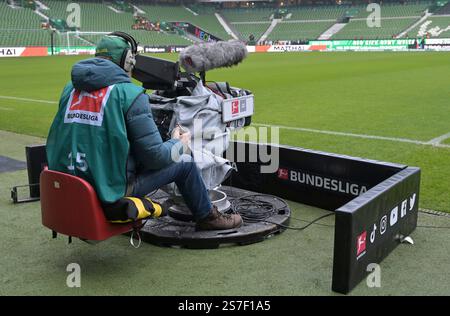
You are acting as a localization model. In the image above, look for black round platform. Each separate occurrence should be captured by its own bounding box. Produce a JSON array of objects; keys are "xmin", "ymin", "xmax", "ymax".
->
[{"xmin": 138, "ymin": 186, "xmax": 290, "ymax": 249}]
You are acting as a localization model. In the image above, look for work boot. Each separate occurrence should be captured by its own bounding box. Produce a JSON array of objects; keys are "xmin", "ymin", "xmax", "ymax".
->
[{"xmin": 196, "ymin": 206, "xmax": 243, "ymax": 231}]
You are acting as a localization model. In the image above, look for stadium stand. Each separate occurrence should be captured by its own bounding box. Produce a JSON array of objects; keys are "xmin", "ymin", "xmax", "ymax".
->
[
  {"xmin": 434, "ymin": 1, "xmax": 450, "ymax": 14},
  {"xmin": 186, "ymin": 5, "xmax": 231, "ymax": 38},
  {"xmin": 79, "ymin": 30, "xmax": 192, "ymax": 46},
  {"xmin": 0, "ymin": 28, "xmax": 53, "ymax": 46},
  {"xmin": 332, "ymin": 17, "xmax": 420, "ymax": 39},
  {"xmin": 46, "ymin": 1, "xmax": 191, "ymax": 45},
  {"xmin": 220, "ymin": 7, "xmax": 274, "ymax": 41},
  {"xmin": 221, "ymin": 7, "xmax": 275, "ymax": 22},
  {"xmin": 332, "ymin": 2, "xmax": 432, "ymax": 39},
  {"xmin": 0, "ymin": 1, "xmax": 442, "ymax": 46},
  {"xmin": 353, "ymin": 2, "xmax": 430, "ymax": 18},
  {"xmin": 232, "ymin": 22, "xmax": 270, "ymax": 42},
  {"xmin": 140, "ymin": 3, "xmax": 194, "ymax": 22},
  {"xmin": 404, "ymin": 1, "xmax": 450, "ymax": 38},
  {"xmin": 192, "ymin": 15, "xmax": 232, "ymax": 40},
  {"xmin": 137, "ymin": 4, "xmax": 232, "ymax": 40},
  {"xmin": 0, "ymin": 0, "xmax": 192, "ymax": 47},
  {"xmin": 0, "ymin": 1, "xmax": 42, "ymax": 29},
  {"xmin": 184, "ymin": 7, "xmax": 232, "ymax": 40},
  {"xmin": 0, "ymin": 1, "xmax": 65, "ymax": 46},
  {"xmin": 268, "ymin": 21, "xmax": 334, "ymax": 42},
  {"xmin": 45, "ymin": 0, "xmax": 133, "ymax": 31},
  {"xmin": 286, "ymin": 5, "xmax": 352, "ymax": 20},
  {"xmin": 409, "ymin": 16, "xmax": 450, "ymax": 37}
]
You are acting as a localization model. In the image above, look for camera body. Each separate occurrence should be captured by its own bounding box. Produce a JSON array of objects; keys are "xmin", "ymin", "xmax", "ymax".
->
[
  {"xmin": 132, "ymin": 54, "xmax": 254, "ymax": 141},
  {"xmin": 131, "ymin": 40, "xmax": 253, "ymax": 210}
]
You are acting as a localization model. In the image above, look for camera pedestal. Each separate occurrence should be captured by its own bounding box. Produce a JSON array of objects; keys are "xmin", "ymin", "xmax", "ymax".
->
[{"xmin": 138, "ymin": 186, "xmax": 290, "ymax": 249}]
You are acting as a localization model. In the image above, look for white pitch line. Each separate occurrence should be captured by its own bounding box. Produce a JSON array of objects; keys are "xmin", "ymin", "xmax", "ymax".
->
[
  {"xmin": 0, "ymin": 94, "xmax": 448, "ymax": 149},
  {"xmin": 426, "ymin": 132, "xmax": 450, "ymax": 146},
  {"xmin": 419, "ymin": 208, "xmax": 450, "ymax": 217},
  {"xmin": 0, "ymin": 107, "xmax": 12, "ymax": 111},
  {"xmin": 254, "ymin": 123, "xmax": 450, "ymax": 149},
  {"xmin": 0, "ymin": 95, "xmax": 58, "ymax": 104}
]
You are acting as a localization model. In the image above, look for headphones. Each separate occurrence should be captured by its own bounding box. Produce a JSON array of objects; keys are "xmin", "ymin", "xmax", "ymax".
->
[{"xmin": 108, "ymin": 31, "xmax": 138, "ymax": 73}]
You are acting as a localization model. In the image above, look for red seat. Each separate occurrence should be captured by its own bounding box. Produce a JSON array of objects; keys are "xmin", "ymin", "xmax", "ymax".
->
[{"xmin": 40, "ymin": 168, "xmax": 135, "ymax": 241}]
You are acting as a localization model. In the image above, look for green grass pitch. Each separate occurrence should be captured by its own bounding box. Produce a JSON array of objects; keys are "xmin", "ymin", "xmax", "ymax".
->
[
  {"xmin": 0, "ymin": 52, "xmax": 449, "ymax": 212},
  {"xmin": 1, "ymin": 52, "xmax": 450, "ymax": 296}
]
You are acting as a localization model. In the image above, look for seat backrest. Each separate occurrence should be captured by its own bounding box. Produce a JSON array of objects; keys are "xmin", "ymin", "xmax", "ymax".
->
[{"xmin": 40, "ymin": 168, "xmax": 134, "ymax": 241}]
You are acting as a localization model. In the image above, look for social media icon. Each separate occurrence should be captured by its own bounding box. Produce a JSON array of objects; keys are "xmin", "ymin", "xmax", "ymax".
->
[
  {"xmin": 409, "ymin": 193, "xmax": 416, "ymax": 211},
  {"xmin": 370, "ymin": 224, "xmax": 377, "ymax": 243},
  {"xmin": 390, "ymin": 206, "xmax": 398, "ymax": 226},
  {"xmin": 400, "ymin": 199, "xmax": 407, "ymax": 218},
  {"xmin": 380, "ymin": 215, "xmax": 387, "ymax": 235}
]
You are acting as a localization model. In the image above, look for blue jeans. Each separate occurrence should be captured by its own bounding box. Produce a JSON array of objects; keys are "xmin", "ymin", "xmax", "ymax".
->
[{"xmin": 131, "ymin": 155, "xmax": 212, "ymax": 221}]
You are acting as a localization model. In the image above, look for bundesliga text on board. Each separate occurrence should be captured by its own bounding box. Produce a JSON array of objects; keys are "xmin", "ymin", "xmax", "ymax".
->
[
  {"xmin": 356, "ymin": 192, "xmax": 417, "ymax": 260},
  {"xmin": 277, "ymin": 167, "xmax": 368, "ymax": 196}
]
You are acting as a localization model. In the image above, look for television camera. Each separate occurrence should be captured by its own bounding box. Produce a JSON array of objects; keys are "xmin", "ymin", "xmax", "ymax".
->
[{"xmin": 132, "ymin": 40, "xmax": 255, "ymax": 215}]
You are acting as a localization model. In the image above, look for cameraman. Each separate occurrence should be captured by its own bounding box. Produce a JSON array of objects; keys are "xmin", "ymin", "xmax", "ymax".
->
[{"xmin": 46, "ymin": 33, "xmax": 242, "ymax": 230}]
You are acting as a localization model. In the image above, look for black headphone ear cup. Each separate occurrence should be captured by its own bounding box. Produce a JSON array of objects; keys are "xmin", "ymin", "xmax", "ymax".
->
[
  {"xmin": 122, "ymin": 49, "xmax": 135, "ymax": 72},
  {"xmin": 120, "ymin": 48, "xmax": 129, "ymax": 69}
]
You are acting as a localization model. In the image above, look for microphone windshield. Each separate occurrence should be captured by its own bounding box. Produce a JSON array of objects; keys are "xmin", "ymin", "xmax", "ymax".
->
[{"xmin": 179, "ymin": 40, "xmax": 248, "ymax": 73}]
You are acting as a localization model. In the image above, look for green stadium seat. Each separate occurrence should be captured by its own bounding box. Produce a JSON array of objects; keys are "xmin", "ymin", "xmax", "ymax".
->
[
  {"xmin": 408, "ymin": 16, "xmax": 450, "ymax": 38},
  {"xmin": 332, "ymin": 18, "xmax": 420, "ymax": 40},
  {"xmin": 0, "ymin": 1, "xmax": 435, "ymax": 46},
  {"xmin": 268, "ymin": 21, "xmax": 335, "ymax": 41}
]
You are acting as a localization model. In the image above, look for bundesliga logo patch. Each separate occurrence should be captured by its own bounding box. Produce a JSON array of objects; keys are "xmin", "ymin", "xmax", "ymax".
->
[
  {"xmin": 64, "ymin": 85, "xmax": 114, "ymax": 126},
  {"xmin": 231, "ymin": 100, "xmax": 240, "ymax": 115},
  {"xmin": 277, "ymin": 168, "xmax": 289, "ymax": 180},
  {"xmin": 356, "ymin": 231, "xmax": 367, "ymax": 259}
]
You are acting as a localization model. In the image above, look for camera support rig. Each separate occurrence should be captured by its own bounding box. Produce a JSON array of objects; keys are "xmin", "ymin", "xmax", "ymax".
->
[
  {"xmin": 130, "ymin": 53, "xmax": 292, "ymax": 247},
  {"xmin": 133, "ymin": 52, "xmax": 255, "ymax": 208}
]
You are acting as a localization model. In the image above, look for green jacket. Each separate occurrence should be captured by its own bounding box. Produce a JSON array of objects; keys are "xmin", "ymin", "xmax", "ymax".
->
[
  {"xmin": 47, "ymin": 58, "xmax": 183, "ymax": 221},
  {"xmin": 47, "ymin": 79, "xmax": 143, "ymax": 203}
]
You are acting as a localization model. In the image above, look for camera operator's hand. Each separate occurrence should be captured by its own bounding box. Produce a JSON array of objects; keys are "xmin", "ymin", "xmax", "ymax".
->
[
  {"xmin": 179, "ymin": 131, "xmax": 191, "ymax": 147},
  {"xmin": 171, "ymin": 126, "xmax": 182, "ymax": 139},
  {"xmin": 172, "ymin": 126, "xmax": 191, "ymax": 147}
]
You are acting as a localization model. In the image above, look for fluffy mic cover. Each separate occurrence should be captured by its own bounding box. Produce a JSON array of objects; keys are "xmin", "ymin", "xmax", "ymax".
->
[{"xmin": 179, "ymin": 40, "xmax": 248, "ymax": 73}]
